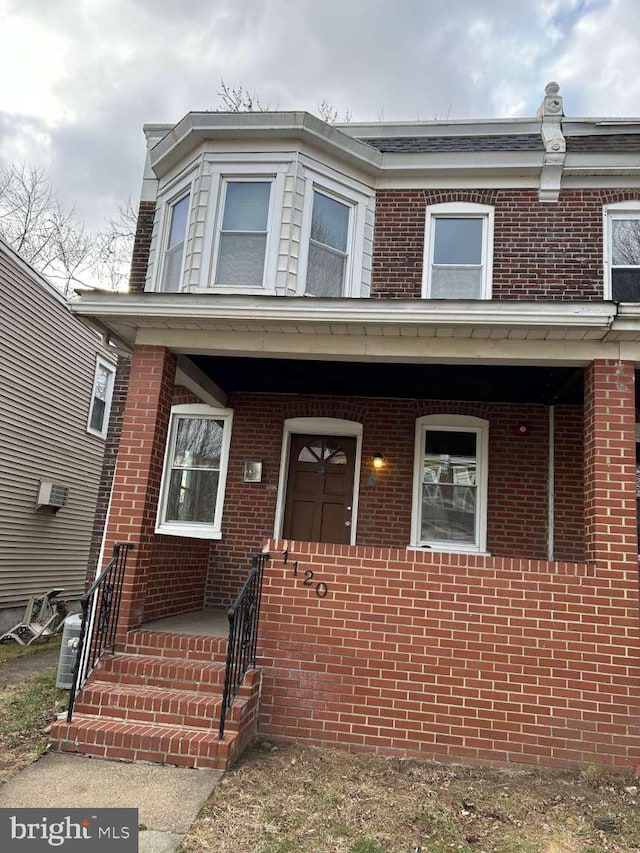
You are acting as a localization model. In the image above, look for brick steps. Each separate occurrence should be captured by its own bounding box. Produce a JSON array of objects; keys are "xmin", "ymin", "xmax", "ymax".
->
[
  {"xmin": 123, "ymin": 629, "xmax": 227, "ymax": 662},
  {"xmin": 51, "ymin": 717, "xmax": 237, "ymax": 769},
  {"xmin": 49, "ymin": 628, "xmax": 261, "ymax": 771},
  {"xmin": 73, "ymin": 682, "xmax": 247, "ymax": 731},
  {"xmin": 94, "ymin": 654, "xmax": 226, "ymax": 692}
]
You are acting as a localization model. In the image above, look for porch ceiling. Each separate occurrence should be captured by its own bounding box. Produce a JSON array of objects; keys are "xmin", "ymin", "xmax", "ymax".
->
[{"xmin": 190, "ymin": 355, "xmax": 585, "ymax": 405}]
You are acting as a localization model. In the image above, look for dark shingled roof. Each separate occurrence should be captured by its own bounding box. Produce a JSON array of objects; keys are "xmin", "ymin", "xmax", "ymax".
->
[
  {"xmin": 357, "ymin": 134, "xmax": 544, "ymax": 153},
  {"xmin": 566, "ymin": 134, "xmax": 640, "ymax": 152}
]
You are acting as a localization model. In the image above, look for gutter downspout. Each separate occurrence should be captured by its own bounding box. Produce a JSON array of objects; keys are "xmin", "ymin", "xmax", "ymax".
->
[{"xmin": 548, "ymin": 405, "xmax": 555, "ymax": 561}]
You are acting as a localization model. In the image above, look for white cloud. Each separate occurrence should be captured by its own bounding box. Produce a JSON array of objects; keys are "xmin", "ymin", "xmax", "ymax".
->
[{"xmin": 0, "ymin": 0, "xmax": 638, "ymax": 233}]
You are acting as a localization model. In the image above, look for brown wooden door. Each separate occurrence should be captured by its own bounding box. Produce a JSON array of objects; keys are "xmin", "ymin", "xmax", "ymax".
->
[{"xmin": 283, "ymin": 434, "xmax": 357, "ymax": 544}]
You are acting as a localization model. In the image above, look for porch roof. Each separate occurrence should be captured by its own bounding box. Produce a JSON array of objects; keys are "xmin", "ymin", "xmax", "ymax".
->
[{"xmin": 71, "ymin": 293, "xmax": 640, "ymax": 366}]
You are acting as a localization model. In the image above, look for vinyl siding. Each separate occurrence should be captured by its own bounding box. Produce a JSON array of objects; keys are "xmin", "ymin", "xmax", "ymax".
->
[{"xmin": 0, "ymin": 247, "xmax": 112, "ymax": 607}]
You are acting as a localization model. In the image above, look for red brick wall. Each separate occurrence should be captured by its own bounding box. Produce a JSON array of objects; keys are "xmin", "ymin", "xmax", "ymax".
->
[
  {"xmin": 206, "ymin": 393, "xmax": 584, "ymax": 606},
  {"xmin": 371, "ymin": 189, "xmax": 640, "ymax": 300},
  {"xmin": 584, "ymin": 360, "xmax": 638, "ymax": 563},
  {"xmin": 258, "ymin": 540, "xmax": 640, "ymax": 770},
  {"xmin": 101, "ymin": 347, "xmax": 209, "ymax": 632},
  {"xmin": 128, "ymin": 201, "xmax": 155, "ymax": 294}
]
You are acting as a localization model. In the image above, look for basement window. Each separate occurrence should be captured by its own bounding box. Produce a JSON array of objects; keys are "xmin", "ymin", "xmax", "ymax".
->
[
  {"xmin": 156, "ymin": 404, "xmax": 233, "ymax": 539},
  {"xmin": 411, "ymin": 415, "xmax": 489, "ymax": 553}
]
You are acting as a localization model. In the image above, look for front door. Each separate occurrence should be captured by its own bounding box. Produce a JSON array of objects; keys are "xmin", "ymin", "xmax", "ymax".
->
[{"xmin": 283, "ymin": 434, "xmax": 357, "ymax": 544}]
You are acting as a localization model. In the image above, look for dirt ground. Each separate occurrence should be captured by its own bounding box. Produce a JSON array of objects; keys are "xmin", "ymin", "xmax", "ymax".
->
[
  {"xmin": 181, "ymin": 740, "xmax": 640, "ymax": 853},
  {"xmin": 0, "ymin": 639, "xmax": 66, "ymax": 785}
]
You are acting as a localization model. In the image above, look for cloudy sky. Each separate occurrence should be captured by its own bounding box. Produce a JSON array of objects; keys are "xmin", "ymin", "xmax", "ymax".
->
[{"xmin": 1, "ymin": 0, "xmax": 639, "ymax": 231}]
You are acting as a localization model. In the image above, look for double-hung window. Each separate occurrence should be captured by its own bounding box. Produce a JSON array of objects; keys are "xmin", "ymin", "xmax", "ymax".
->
[
  {"xmin": 214, "ymin": 180, "xmax": 272, "ymax": 286},
  {"xmin": 305, "ymin": 190, "xmax": 351, "ymax": 297},
  {"xmin": 605, "ymin": 203, "xmax": 640, "ymax": 301},
  {"xmin": 161, "ymin": 193, "xmax": 190, "ymax": 292},
  {"xmin": 423, "ymin": 202, "xmax": 493, "ymax": 299},
  {"xmin": 87, "ymin": 356, "xmax": 116, "ymax": 439},
  {"xmin": 411, "ymin": 415, "xmax": 489, "ymax": 552},
  {"xmin": 157, "ymin": 404, "xmax": 233, "ymax": 539}
]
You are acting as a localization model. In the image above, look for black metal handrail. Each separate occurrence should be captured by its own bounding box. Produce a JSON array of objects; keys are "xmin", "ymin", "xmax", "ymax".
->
[
  {"xmin": 67, "ymin": 542, "xmax": 134, "ymax": 722},
  {"xmin": 218, "ymin": 552, "xmax": 269, "ymax": 739}
]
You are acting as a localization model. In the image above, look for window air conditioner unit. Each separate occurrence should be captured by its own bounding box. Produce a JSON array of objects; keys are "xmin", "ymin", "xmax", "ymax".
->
[{"xmin": 36, "ymin": 481, "xmax": 69, "ymax": 511}]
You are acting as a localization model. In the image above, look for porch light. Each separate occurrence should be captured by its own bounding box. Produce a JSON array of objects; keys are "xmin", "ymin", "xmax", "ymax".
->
[{"xmin": 372, "ymin": 452, "xmax": 386, "ymax": 469}]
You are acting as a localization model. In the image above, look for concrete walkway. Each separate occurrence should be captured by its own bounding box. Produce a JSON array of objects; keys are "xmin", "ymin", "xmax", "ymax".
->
[{"xmin": 0, "ymin": 753, "xmax": 222, "ymax": 851}]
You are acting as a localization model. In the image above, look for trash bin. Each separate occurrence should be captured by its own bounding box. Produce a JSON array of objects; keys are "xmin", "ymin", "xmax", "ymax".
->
[{"xmin": 56, "ymin": 613, "xmax": 82, "ymax": 689}]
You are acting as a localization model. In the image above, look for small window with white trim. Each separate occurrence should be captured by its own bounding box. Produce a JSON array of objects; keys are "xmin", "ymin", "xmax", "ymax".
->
[
  {"xmin": 87, "ymin": 356, "xmax": 116, "ymax": 439},
  {"xmin": 423, "ymin": 203, "xmax": 494, "ymax": 299},
  {"xmin": 161, "ymin": 192, "xmax": 190, "ymax": 292},
  {"xmin": 605, "ymin": 202, "xmax": 640, "ymax": 301},
  {"xmin": 411, "ymin": 415, "xmax": 489, "ymax": 552},
  {"xmin": 156, "ymin": 404, "xmax": 233, "ymax": 539},
  {"xmin": 214, "ymin": 179, "xmax": 272, "ymax": 286}
]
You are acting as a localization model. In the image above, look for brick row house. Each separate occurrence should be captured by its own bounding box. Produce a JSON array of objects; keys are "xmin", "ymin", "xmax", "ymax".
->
[{"xmin": 52, "ymin": 84, "xmax": 640, "ymax": 771}]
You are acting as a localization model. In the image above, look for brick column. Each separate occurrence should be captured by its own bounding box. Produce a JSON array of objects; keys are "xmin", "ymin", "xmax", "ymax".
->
[
  {"xmin": 584, "ymin": 360, "xmax": 638, "ymax": 564},
  {"xmin": 101, "ymin": 345, "xmax": 176, "ymax": 633}
]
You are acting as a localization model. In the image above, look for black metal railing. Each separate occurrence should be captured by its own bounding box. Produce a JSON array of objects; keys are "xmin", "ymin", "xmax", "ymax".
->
[
  {"xmin": 218, "ymin": 552, "xmax": 269, "ymax": 739},
  {"xmin": 67, "ymin": 542, "xmax": 134, "ymax": 722}
]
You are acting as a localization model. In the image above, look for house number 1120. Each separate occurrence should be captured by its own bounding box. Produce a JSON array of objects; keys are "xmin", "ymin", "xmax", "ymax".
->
[{"xmin": 291, "ymin": 561, "xmax": 329, "ymax": 598}]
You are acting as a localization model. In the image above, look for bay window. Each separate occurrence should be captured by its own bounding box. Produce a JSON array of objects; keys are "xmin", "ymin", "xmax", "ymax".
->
[
  {"xmin": 160, "ymin": 192, "xmax": 190, "ymax": 293},
  {"xmin": 214, "ymin": 180, "xmax": 272, "ymax": 286},
  {"xmin": 305, "ymin": 190, "xmax": 352, "ymax": 297}
]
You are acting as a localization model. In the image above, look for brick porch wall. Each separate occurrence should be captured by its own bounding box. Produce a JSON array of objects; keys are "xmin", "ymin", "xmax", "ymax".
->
[
  {"xmin": 371, "ymin": 189, "xmax": 640, "ymax": 300},
  {"xmin": 258, "ymin": 540, "xmax": 640, "ymax": 770},
  {"xmin": 206, "ymin": 394, "xmax": 584, "ymax": 606},
  {"xmin": 100, "ymin": 346, "xmax": 209, "ymax": 633},
  {"xmin": 255, "ymin": 361, "xmax": 639, "ymax": 770}
]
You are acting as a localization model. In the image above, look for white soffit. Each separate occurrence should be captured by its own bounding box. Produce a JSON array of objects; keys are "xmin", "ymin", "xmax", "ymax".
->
[{"xmin": 70, "ymin": 294, "xmax": 627, "ymax": 351}]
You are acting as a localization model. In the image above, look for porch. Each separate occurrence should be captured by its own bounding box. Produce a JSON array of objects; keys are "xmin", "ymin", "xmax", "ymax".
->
[{"xmin": 55, "ymin": 297, "xmax": 640, "ymax": 770}]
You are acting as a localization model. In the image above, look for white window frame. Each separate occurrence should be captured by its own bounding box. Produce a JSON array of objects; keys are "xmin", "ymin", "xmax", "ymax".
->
[
  {"xmin": 422, "ymin": 202, "xmax": 494, "ymax": 300},
  {"xmin": 297, "ymin": 169, "xmax": 368, "ymax": 298},
  {"xmin": 156, "ymin": 403, "xmax": 233, "ymax": 540},
  {"xmin": 86, "ymin": 355, "xmax": 116, "ymax": 439},
  {"xmin": 410, "ymin": 414, "xmax": 489, "ymax": 553},
  {"xmin": 603, "ymin": 200, "xmax": 640, "ymax": 300},
  {"xmin": 199, "ymin": 160, "xmax": 288, "ymax": 294},
  {"xmin": 155, "ymin": 172, "xmax": 195, "ymax": 293}
]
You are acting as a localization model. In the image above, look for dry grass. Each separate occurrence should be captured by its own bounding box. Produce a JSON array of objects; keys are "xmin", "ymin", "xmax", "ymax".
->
[
  {"xmin": 0, "ymin": 667, "xmax": 67, "ymax": 785},
  {"xmin": 181, "ymin": 740, "xmax": 640, "ymax": 853},
  {"xmin": 0, "ymin": 634, "xmax": 61, "ymax": 663}
]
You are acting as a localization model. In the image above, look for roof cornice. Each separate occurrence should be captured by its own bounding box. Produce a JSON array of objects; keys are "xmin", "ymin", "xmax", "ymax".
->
[{"xmin": 147, "ymin": 111, "xmax": 383, "ymax": 178}]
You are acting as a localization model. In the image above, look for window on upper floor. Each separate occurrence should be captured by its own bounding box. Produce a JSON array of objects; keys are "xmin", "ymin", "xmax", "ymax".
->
[
  {"xmin": 87, "ymin": 356, "xmax": 116, "ymax": 439},
  {"xmin": 156, "ymin": 404, "xmax": 233, "ymax": 539},
  {"xmin": 214, "ymin": 179, "xmax": 272, "ymax": 286},
  {"xmin": 298, "ymin": 172, "xmax": 370, "ymax": 299},
  {"xmin": 604, "ymin": 202, "xmax": 640, "ymax": 301},
  {"xmin": 160, "ymin": 192, "xmax": 191, "ymax": 293},
  {"xmin": 411, "ymin": 415, "xmax": 489, "ymax": 553},
  {"xmin": 423, "ymin": 202, "xmax": 494, "ymax": 299},
  {"xmin": 305, "ymin": 190, "xmax": 352, "ymax": 297}
]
